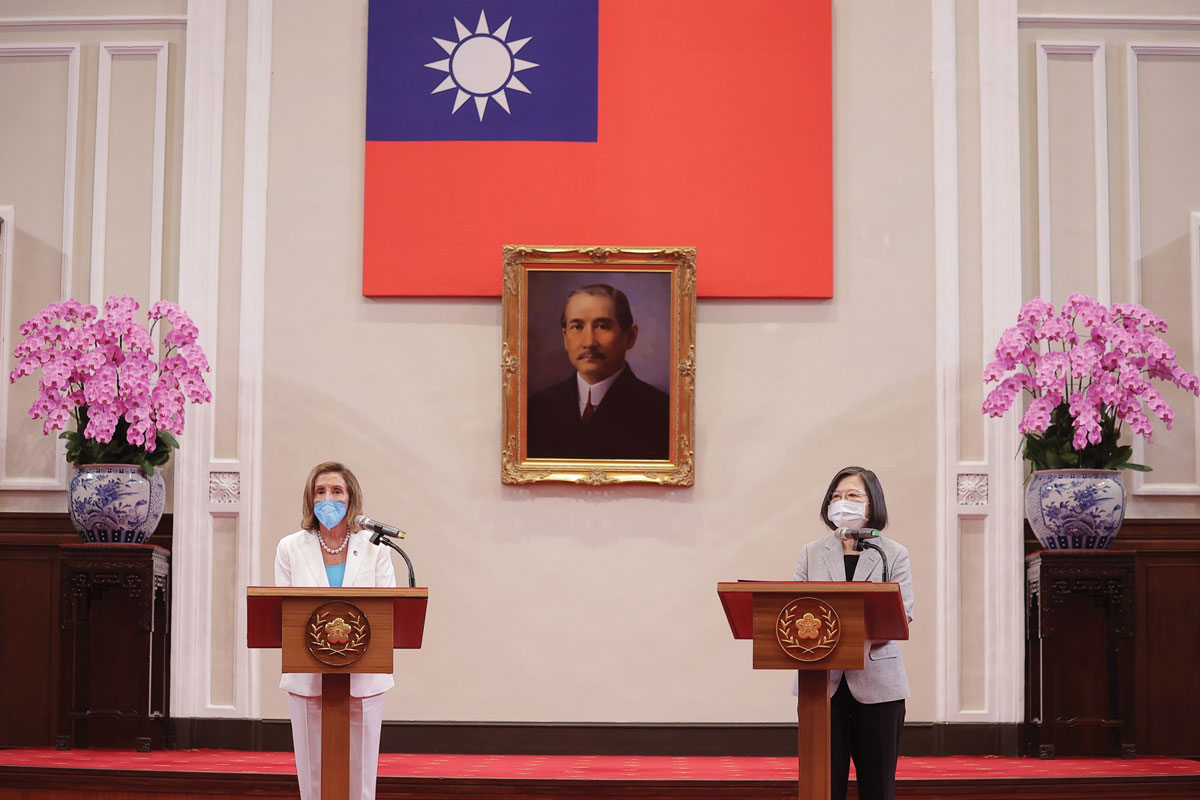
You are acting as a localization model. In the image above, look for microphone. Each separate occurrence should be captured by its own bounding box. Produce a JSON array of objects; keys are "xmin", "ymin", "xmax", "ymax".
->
[
  {"xmin": 837, "ymin": 528, "xmax": 890, "ymax": 581},
  {"xmin": 354, "ymin": 514, "xmax": 406, "ymax": 539},
  {"xmin": 836, "ymin": 527, "xmax": 880, "ymax": 540}
]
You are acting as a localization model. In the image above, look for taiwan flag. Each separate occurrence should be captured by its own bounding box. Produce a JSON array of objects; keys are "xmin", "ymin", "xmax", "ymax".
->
[{"xmin": 364, "ymin": 0, "xmax": 832, "ymax": 298}]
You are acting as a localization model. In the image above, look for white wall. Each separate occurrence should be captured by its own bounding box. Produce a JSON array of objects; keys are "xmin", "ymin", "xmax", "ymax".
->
[
  {"xmin": 256, "ymin": 0, "xmax": 938, "ymax": 723},
  {"xmin": 4, "ymin": 0, "xmax": 1199, "ymax": 730}
]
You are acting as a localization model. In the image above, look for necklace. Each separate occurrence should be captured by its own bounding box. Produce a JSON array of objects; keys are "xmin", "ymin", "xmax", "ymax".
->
[{"xmin": 318, "ymin": 528, "xmax": 350, "ymax": 555}]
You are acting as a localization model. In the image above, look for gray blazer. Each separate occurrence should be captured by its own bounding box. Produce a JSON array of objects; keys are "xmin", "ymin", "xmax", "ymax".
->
[{"xmin": 792, "ymin": 534, "xmax": 914, "ymax": 704}]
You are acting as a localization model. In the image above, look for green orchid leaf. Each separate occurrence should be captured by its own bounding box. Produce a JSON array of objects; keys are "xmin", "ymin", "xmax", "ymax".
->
[{"xmin": 1016, "ymin": 399, "xmax": 1173, "ymax": 473}]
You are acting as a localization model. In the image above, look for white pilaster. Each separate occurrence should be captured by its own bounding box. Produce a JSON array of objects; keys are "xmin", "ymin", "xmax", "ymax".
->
[
  {"xmin": 172, "ymin": 0, "xmax": 226, "ymax": 718},
  {"xmin": 235, "ymin": 0, "xmax": 274, "ymax": 718},
  {"xmin": 978, "ymin": 0, "xmax": 1025, "ymax": 724},
  {"xmin": 931, "ymin": 0, "xmax": 960, "ymax": 724}
]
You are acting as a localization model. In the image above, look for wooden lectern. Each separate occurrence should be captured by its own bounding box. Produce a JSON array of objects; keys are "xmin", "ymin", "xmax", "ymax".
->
[
  {"xmin": 717, "ymin": 582, "xmax": 909, "ymax": 800},
  {"xmin": 247, "ymin": 587, "xmax": 428, "ymax": 800}
]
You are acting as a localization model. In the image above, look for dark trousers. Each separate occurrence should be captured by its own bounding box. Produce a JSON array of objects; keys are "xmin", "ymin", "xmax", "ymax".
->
[{"xmin": 830, "ymin": 676, "xmax": 906, "ymax": 800}]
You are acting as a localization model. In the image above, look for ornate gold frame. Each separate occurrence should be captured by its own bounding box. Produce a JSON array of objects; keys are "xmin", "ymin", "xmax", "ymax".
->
[{"xmin": 501, "ymin": 246, "xmax": 696, "ymax": 486}]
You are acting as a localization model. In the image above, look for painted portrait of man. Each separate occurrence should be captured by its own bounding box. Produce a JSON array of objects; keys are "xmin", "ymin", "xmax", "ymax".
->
[{"xmin": 526, "ymin": 280, "xmax": 670, "ymax": 460}]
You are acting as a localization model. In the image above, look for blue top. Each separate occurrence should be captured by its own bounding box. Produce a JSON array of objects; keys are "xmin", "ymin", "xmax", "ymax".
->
[{"xmin": 324, "ymin": 563, "xmax": 346, "ymax": 588}]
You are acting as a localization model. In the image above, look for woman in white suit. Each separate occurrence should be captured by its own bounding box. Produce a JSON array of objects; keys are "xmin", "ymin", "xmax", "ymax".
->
[
  {"xmin": 275, "ymin": 461, "xmax": 396, "ymax": 800},
  {"xmin": 793, "ymin": 466, "xmax": 914, "ymax": 800}
]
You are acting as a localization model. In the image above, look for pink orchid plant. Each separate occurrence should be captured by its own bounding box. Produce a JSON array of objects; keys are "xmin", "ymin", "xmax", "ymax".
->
[
  {"xmin": 982, "ymin": 293, "xmax": 1200, "ymax": 474},
  {"xmin": 8, "ymin": 295, "xmax": 212, "ymax": 476}
]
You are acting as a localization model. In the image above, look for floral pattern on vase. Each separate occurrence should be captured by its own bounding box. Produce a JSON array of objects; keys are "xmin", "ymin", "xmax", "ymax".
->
[
  {"xmin": 1024, "ymin": 469, "xmax": 1126, "ymax": 550},
  {"xmin": 68, "ymin": 464, "xmax": 166, "ymax": 544}
]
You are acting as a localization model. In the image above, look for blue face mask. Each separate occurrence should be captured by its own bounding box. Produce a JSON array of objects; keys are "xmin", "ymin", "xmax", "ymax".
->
[{"xmin": 313, "ymin": 499, "xmax": 347, "ymax": 530}]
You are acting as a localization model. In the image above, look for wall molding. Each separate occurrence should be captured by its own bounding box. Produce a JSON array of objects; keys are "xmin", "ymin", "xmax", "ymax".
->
[
  {"xmin": 89, "ymin": 41, "xmax": 169, "ymax": 309},
  {"xmin": 1018, "ymin": 14, "xmax": 1200, "ymax": 28},
  {"xmin": 1126, "ymin": 44, "xmax": 1200, "ymax": 497},
  {"xmin": 1131, "ymin": 211, "xmax": 1200, "ymax": 497},
  {"xmin": 1124, "ymin": 43, "xmax": 1200, "ymax": 306},
  {"xmin": 1034, "ymin": 41, "xmax": 1110, "ymax": 303},
  {"xmin": 0, "ymin": 16, "xmax": 187, "ymax": 28},
  {"xmin": 0, "ymin": 43, "xmax": 80, "ymax": 492},
  {"xmin": 978, "ymin": 0, "xmax": 1025, "ymax": 725},
  {"xmin": 0, "ymin": 206, "xmax": 15, "ymax": 486}
]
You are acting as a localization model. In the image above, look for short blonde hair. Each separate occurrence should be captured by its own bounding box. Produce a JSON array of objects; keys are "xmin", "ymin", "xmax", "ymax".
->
[{"xmin": 300, "ymin": 461, "xmax": 364, "ymax": 532}]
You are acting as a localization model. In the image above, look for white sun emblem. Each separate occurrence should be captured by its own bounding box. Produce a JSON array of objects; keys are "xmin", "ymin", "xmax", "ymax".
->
[{"xmin": 425, "ymin": 11, "xmax": 539, "ymax": 121}]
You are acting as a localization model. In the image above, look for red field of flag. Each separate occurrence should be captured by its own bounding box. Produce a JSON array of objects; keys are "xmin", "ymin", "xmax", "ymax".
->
[{"xmin": 363, "ymin": 0, "xmax": 831, "ymax": 298}]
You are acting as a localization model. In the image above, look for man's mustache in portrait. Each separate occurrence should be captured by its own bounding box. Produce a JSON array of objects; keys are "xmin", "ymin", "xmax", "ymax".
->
[{"xmin": 577, "ymin": 348, "xmax": 605, "ymax": 361}]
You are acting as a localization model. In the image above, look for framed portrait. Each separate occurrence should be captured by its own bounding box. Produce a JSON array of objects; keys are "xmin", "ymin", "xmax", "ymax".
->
[{"xmin": 501, "ymin": 246, "xmax": 696, "ymax": 485}]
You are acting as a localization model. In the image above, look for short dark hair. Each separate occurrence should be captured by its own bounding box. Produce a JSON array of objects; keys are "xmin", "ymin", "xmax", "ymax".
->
[
  {"xmin": 560, "ymin": 284, "xmax": 634, "ymax": 331},
  {"xmin": 818, "ymin": 465, "xmax": 888, "ymax": 531}
]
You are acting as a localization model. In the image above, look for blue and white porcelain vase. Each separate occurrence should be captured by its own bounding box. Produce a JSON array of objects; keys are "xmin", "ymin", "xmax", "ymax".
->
[
  {"xmin": 68, "ymin": 464, "xmax": 166, "ymax": 544},
  {"xmin": 1024, "ymin": 469, "xmax": 1126, "ymax": 550}
]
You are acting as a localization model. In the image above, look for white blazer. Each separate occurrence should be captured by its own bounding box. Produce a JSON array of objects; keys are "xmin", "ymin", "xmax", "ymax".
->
[
  {"xmin": 274, "ymin": 528, "xmax": 397, "ymax": 698},
  {"xmin": 792, "ymin": 533, "xmax": 914, "ymax": 704}
]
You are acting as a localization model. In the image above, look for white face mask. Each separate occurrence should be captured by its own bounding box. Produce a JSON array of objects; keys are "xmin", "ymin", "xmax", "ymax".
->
[{"xmin": 827, "ymin": 499, "xmax": 869, "ymax": 529}]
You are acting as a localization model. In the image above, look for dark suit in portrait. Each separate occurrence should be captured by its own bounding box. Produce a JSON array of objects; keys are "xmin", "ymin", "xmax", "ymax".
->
[{"xmin": 527, "ymin": 366, "xmax": 670, "ymax": 460}]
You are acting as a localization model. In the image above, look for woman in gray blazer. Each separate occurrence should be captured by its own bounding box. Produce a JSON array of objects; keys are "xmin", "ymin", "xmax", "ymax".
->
[{"xmin": 793, "ymin": 466, "xmax": 914, "ymax": 800}]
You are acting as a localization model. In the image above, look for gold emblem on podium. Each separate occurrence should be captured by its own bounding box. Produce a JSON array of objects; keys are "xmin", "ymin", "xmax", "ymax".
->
[
  {"xmin": 305, "ymin": 601, "xmax": 370, "ymax": 666},
  {"xmin": 776, "ymin": 597, "xmax": 840, "ymax": 662}
]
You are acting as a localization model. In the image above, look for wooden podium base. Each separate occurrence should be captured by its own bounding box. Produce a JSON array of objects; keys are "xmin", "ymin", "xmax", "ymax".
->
[
  {"xmin": 321, "ymin": 674, "xmax": 350, "ymax": 800},
  {"xmin": 796, "ymin": 670, "xmax": 831, "ymax": 800},
  {"xmin": 717, "ymin": 582, "xmax": 910, "ymax": 800},
  {"xmin": 247, "ymin": 588, "xmax": 429, "ymax": 800}
]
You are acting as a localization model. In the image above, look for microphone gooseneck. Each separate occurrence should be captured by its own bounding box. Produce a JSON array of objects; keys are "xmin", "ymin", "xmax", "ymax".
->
[
  {"xmin": 358, "ymin": 514, "xmax": 414, "ymax": 587},
  {"xmin": 368, "ymin": 528, "xmax": 416, "ymax": 588},
  {"xmin": 838, "ymin": 529, "xmax": 889, "ymax": 581},
  {"xmin": 856, "ymin": 540, "xmax": 890, "ymax": 582}
]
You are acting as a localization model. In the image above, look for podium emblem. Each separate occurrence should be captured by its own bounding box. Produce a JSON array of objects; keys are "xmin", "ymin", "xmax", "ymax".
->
[
  {"xmin": 305, "ymin": 601, "xmax": 371, "ymax": 666},
  {"xmin": 776, "ymin": 597, "xmax": 840, "ymax": 662}
]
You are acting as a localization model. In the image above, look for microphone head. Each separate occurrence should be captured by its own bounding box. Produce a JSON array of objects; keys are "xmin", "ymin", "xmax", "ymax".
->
[
  {"xmin": 353, "ymin": 514, "xmax": 371, "ymax": 528},
  {"xmin": 836, "ymin": 527, "xmax": 879, "ymax": 539}
]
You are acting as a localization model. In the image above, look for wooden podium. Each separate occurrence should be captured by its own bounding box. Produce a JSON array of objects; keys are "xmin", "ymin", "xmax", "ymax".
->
[
  {"xmin": 247, "ymin": 587, "xmax": 428, "ymax": 800},
  {"xmin": 717, "ymin": 581, "xmax": 909, "ymax": 800}
]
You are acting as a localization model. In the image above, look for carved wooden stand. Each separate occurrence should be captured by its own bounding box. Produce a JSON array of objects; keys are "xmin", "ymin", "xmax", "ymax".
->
[
  {"xmin": 248, "ymin": 587, "xmax": 428, "ymax": 800},
  {"xmin": 718, "ymin": 582, "xmax": 909, "ymax": 800},
  {"xmin": 57, "ymin": 543, "xmax": 170, "ymax": 752},
  {"xmin": 1025, "ymin": 550, "xmax": 1135, "ymax": 759}
]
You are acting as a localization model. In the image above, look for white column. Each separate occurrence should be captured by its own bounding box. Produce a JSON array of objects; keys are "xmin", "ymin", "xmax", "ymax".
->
[
  {"xmin": 172, "ymin": 0, "xmax": 272, "ymax": 721},
  {"xmin": 172, "ymin": 0, "xmax": 226, "ymax": 718},
  {"xmin": 978, "ymin": 0, "xmax": 1025, "ymax": 724}
]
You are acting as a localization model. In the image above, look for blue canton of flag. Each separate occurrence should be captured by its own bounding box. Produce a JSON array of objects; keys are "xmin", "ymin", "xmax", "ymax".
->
[{"xmin": 367, "ymin": 0, "xmax": 598, "ymax": 142}]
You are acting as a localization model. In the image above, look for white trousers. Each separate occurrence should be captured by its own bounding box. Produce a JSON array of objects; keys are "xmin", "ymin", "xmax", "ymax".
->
[{"xmin": 287, "ymin": 691, "xmax": 385, "ymax": 800}]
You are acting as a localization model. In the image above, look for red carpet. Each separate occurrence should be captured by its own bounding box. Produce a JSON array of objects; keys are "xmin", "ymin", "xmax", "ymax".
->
[{"xmin": 1, "ymin": 748, "xmax": 1198, "ymax": 780}]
